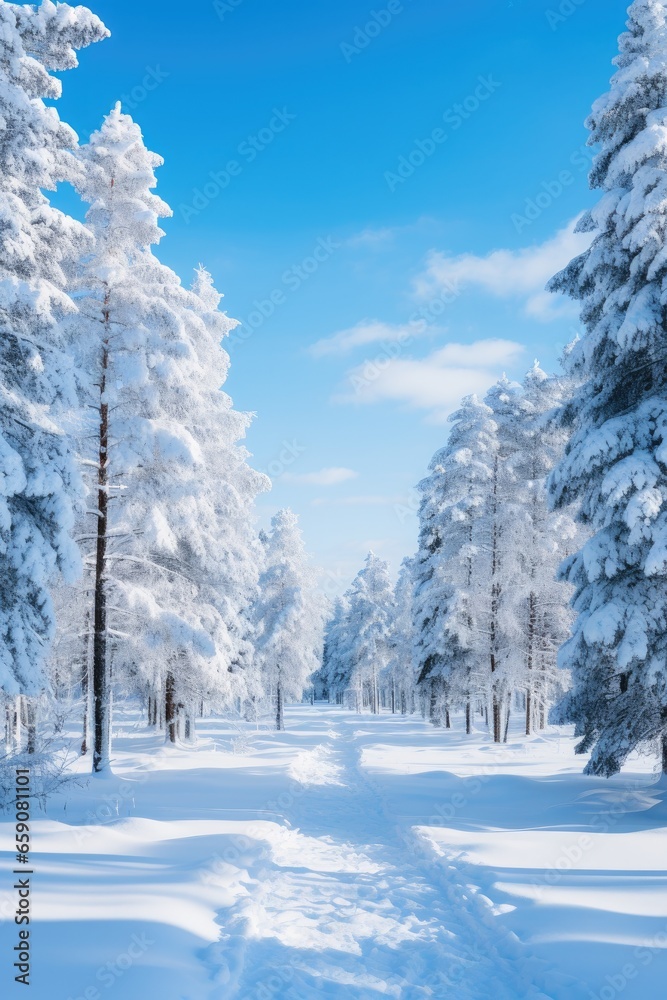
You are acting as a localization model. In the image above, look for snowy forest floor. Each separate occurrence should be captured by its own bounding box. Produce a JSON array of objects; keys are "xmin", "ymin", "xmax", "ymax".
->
[{"xmin": 1, "ymin": 706, "xmax": 667, "ymax": 999}]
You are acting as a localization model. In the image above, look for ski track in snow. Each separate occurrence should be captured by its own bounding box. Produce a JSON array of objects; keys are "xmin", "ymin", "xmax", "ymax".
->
[{"xmin": 207, "ymin": 718, "xmax": 567, "ymax": 1000}]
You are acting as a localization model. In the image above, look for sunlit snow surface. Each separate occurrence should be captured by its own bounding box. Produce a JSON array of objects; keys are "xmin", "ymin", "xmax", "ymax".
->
[{"xmin": 1, "ymin": 705, "xmax": 666, "ymax": 999}]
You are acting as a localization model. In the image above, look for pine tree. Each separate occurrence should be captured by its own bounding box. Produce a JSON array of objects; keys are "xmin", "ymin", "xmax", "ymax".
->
[
  {"xmin": 511, "ymin": 364, "xmax": 576, "ymax": 735},
  {"xmin": 549, "ymin": 0, "xmax": 667, "ymax": 775},
  {"xmin": 69, "ymin": 107, "xmax": 268, "ymax": 768},
  {"xmin": 253, "ymin": 510, "xmax": 323, "ymax": 731},
  {"xmin": 318, "ymin": 597, "xmax": 350, "ymax": 704},
  {"xmin": 413, "ymin": 395, "xmax": 498, "ymax": 732},
  {"xmin": 483, "ymin": 377, "xmax": 524, "ymax": 743},
  {"xmin": 345, "ymin": 553, "xmax": 394, "ymax": 715},
  {"xmin": 0, "ymin": 1, "xmax": 107, "ymax": 711},
  {"xmin": 387, "ymin": 558, "xmax": 416, "ymax": 715}
]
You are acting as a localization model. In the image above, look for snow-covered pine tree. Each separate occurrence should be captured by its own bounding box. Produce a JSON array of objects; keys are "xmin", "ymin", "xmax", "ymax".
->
[
  {"xmin": 387, "ymin": 558, "xmax": 416, "ymax": 715},
  {"xmin": 412, "ymin": 394, "xmax": 498, "ymax": 733},
  {"xmin": 184, "ymin": 265, "xmax": 271, "ymax": 724},
  {"xmin": 0, "ymin": 1, "xmax": 107, "ymax": 727},
  {"xmin": 317, "ymin": 596, "xmax": 349, "ymax": 704},
  {"xmin": 549, "ymin": 0, "xmax": 667, "ymax": 775},
  {"xmin": 412, "ymin": 448, "xmax": 453, "ymax": 726},
  {"xmin": 483, "ymin": 377, "xmax": 524, "ymax": 742},
  {"xmin": 253, "ymin": 509, "xmax": 323, "ymax": 731},
  {"xmin": 344, "ymin": 553, "xmax": 395, "ymax": 715},
  {"xmin": 510, "ymin": 363, "xmax": 576, "ymax": 735},
  {"xmin": 69, "ymin": 106, "xmax": 268, "ymax": 768}
]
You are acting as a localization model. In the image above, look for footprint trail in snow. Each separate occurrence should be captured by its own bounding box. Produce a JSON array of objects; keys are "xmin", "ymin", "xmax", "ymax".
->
[{"xmin": 209, "ymin": 716, "xmax": 563, "ymax": 1000}]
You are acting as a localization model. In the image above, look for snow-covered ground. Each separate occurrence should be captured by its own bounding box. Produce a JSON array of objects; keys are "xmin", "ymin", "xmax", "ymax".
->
[{"xmin": 1, "ymin": 705, "xmax": 666, "ymax": 999}]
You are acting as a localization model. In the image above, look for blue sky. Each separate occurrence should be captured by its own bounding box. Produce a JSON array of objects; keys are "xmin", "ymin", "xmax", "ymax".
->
[{"xmin": 56, "ymin": 0, "xmax": 629, "ymax": 593}]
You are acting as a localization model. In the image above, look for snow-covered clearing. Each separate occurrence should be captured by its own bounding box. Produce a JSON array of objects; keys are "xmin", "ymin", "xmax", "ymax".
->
[{"xmin": 2, "ymin": 705, "xmax": 666, "ymax": 999}]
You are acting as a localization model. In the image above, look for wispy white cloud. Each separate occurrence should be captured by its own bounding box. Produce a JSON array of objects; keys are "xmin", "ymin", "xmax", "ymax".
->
[
  {"xmin": 413, "ymin": 217, "xmax": 590, "ymax": 321},
  {"xmin": 283, "ymin": 467, "xmax": 358, "ymax": 487},
  {"xmin": 335, "ymin": 338, "xmax": 525, "ymax": 423},
  {"xmin": 309, "ymin": 319, "xmax": 428, "ymax": 358},
  {"xmin": 346, "ymin": 216, "xmax": 437, "ymax": 250},
  {"xmin": 347, "ymin": 227, "xmax": 397, "ymax": 248}
]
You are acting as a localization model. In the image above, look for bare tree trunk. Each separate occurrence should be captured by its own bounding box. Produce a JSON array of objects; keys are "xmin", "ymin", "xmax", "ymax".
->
[
  {"xmin": 4, "ymin": 701, "xmax": 11, "ymax": 752},
  {"xmin": 466, "ymin": 700, "xmax": 472, "ymax": 735},
  {"xmin": 526, "ymin": 591, "xmax": 536, "ymax": 736},
  {"xmin": 81, "ymin": 626, "xmax": 90, "ymax": 756},
  {"xmin": 503, "ymin": 697, "xmax": 511, "ymax": 744},
  {"xmin": 14, "ymin": 696, "xmax": 21, "ymax": 751},
  {"xmin": 276, "ymin": 680, "xmax": 285, "ymax": 732},
  {"xmin": 25, "ymin": 699, "xmax": 36, "ymax": 755},
  {"xmin": 492, "ymin": 696, "xmax": 501, "ymax": 744},
  {"xmin": 490, "ymin": 455, "xmax": 503, "ymax": 744},
  {"xmin": 93, "ymin": 295, "xmax": 111, "ymax": 775},
  {"xmin": 165, "ymin": 672, "xmax": 177, "ymax": 744},
  {"xmin": 429, "ymin": 681, "xmax": 440, "ymax": 727}
]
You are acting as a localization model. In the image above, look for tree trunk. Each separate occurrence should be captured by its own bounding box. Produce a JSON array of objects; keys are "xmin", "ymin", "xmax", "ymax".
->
[
  {"xmin": 276, "ymin": 680, "xmax": 285, "ymax": 732},
  {"xmin": 14, "ymin": 696, "xmax": 21, "ymax": 752},
  {"xmin": 391, "ymin": 682, "xmax": 396, "ymax": 715},
  {"xmin": 429, "ymin": 681, "xmax": 440, "ymax": 726},
  {"xmin": 466, "ymin": 701, "xmax": 472, "ymax": 735},
  {"xmin": 526, "ymin": 590, "xmax": 536, "ymax": 736},
  {"xmin": 81, "ymin": 642, "xmax": 89, "ymax": 756},
  {"xmin": 662, "ymin": 734, "xmax": 667, "ymax": 775},
  {"xmin": 492, "ymin": 695, "xmax": 501, "ymax": 744},
  {"xmin": 503, "ymin": 698, "xmax": 511, "ymax": 744},
  {"xmin": 25, "ymin": 699, "xmax": 36, "ymax": 755},
  {"xmin": 165, "ymin": 672, "xmax": 177, "ymax": 744},
  {"xmin": 490, "ymin": 455, "xmax": 502, "ymax": 744},
  {"xmin": 92, "ymin": 306, "xmax": 111, "ymax": 775},
  {"xmin": 4, "ymin": 701, "xmax": 11, "ymax": 752}
]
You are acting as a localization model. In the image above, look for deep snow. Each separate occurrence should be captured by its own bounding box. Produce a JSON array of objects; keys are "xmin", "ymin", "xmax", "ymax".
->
[{"xmin": 1, "ymin": 705, "xmax": 666, "ymax": 999}]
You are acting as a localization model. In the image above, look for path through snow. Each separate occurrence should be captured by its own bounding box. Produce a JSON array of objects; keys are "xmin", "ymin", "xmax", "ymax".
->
[
  {"xmin": 2, "ymin": 705, "xmax": 665, "ymax": 999},
  {"xmin": 208, "ymin": 714, "xmax": 570, "ymax": 999}
]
